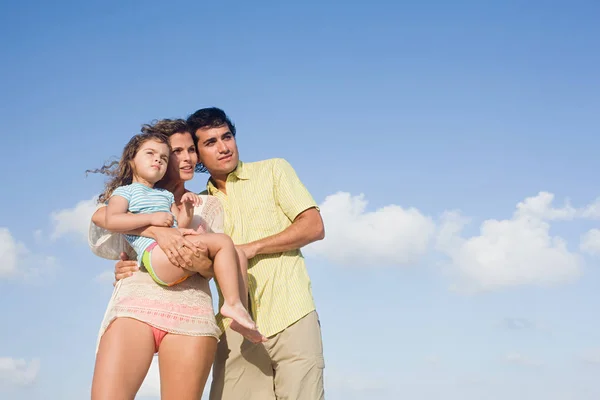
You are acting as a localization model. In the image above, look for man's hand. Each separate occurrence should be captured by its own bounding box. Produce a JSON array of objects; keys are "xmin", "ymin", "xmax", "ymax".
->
[
  {"xmin": 114, "ymin": 252, "xmax": 139, "ymax": 286},
  {"xmin": 150, "ymin": 212, "xmax": 174, "ymax": 227},
  {"xmin": 237, "ymin": 242, "xmax": 259, "ymax": 260}
]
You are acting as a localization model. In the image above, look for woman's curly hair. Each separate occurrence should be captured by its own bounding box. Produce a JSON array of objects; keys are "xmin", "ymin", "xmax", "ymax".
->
[{"xmin": 140, "ymin": 118, "xmax": 192, "ymax": 139}]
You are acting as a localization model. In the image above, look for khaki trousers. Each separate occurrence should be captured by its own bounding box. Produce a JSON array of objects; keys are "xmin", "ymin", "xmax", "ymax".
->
[{"xmin": 210, "ymin": 311, "xmax": 325, "ymax": 400}]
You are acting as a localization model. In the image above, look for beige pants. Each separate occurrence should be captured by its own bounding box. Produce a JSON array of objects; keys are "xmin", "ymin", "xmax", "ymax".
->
[{"xmin": 209, "ymin": 311, "xmax": 325, "ymax": 400}]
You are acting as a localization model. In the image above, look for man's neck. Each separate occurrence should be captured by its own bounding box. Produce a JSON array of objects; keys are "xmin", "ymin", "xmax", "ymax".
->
[{"xmin": 210, "ymin": 174, "xmax": 228, "ymax": 194}]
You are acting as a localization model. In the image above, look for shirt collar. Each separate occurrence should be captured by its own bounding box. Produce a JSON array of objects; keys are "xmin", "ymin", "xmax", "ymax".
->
[{"xmin": 206, "ymin": 161, "xmax": 248, "ymax": 194}]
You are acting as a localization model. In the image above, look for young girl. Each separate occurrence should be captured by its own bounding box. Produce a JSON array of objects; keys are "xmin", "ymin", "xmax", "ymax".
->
[{"xmin": 96, "ymin": 131, "xmax": 263, "ymax": 342}]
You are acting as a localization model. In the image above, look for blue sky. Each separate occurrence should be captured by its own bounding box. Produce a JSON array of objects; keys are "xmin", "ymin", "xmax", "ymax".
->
[{"xmin": 1, "ymin": 0, "xmax": 600, "ymax": 398}]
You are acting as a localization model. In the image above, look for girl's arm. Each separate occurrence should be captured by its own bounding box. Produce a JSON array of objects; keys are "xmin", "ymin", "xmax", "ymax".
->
[
  {"xmin": 175, "ymin": 201, "xmax": 193, "ymax": 229},
  {"xmin": 176, "ymin": 192, "xmax": 202, "ymax": 229},
  {"xmin": 104, "ymin": 196, "xmax": 172, "ymax": 231}
]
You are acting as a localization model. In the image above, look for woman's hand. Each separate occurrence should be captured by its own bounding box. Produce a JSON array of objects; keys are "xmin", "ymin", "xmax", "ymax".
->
[{"xmin": 153, "ymin": 227, "xmax": 209, "ymax": 269}]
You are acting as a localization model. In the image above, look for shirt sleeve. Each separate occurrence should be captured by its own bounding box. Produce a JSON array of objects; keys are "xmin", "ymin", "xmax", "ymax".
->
[
  {"xmin": 110, "ymin": 185, "xmax": 131, "ymax": 202},
  {"xmin": 273, "ymin": 158, "xmax": 319, "ymax": 222}
]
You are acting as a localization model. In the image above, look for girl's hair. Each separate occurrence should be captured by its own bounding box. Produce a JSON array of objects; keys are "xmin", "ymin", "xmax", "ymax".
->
[{"xmin": 88, "ymin": 132, "xmax": 171, "ymax": 204}]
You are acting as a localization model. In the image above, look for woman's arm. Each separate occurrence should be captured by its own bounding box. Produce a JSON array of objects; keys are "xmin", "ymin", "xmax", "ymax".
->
[{"xmin": 92, "ymin": 202, "xmax": 211, "ymax": 269}]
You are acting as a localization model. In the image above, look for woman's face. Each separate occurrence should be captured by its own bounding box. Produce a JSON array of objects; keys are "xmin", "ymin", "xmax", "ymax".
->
[{"xmin": 165, "ymin": 132, "xmax": 198, "ymax": 182}]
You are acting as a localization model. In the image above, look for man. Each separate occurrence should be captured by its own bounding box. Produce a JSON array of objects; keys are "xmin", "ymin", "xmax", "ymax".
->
[{"xmin": 116, "ymin": 107, "xmax": 325, "ymax": 399}]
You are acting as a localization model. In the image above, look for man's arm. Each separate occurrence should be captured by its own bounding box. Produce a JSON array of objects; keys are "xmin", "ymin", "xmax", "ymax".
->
[{"xmin": 239, "ymin": 207, "xmax": 324, "ymax": 259}]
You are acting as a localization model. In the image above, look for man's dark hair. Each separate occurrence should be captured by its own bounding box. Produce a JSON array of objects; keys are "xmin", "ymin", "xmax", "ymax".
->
[
  {"xmin": 186, "ymin": 107, "xmax": 236, "ymax": 137},
  {"xmin": 186, "ymin": 107, "xmax": 236, "ymax": 173}
]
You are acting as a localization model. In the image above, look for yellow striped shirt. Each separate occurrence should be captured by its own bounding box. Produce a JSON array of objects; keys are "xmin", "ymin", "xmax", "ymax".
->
[{"xmin": 203, "ymin": 158, "xmax": 318, "ymax": 337}]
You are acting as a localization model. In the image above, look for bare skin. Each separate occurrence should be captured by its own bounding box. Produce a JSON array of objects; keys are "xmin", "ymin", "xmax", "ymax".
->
[
  {"xmin": 158, "ymin": 334, "xmax": 217, "ymax": 400},
  {"xmin": 91, "ymin": 318, "xmax": 156, "ymax": 400},
  {"xmin": 91, "ymin": 318, "xmax": 219, "ymax": 400},
  {"xmin": 150, "ymin": 231, "xmax": 265, "ymax": 343},
  {"xmin": 92, "ymin": 130, "xmax": 223, "ymax": 398},
  {"xmin": 194, "ymin": 125, "xmax": 325, "ymax": 260}
]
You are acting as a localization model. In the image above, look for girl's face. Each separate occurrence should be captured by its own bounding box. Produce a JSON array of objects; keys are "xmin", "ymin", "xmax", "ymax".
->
[
  {"xmin": 164, "ymin": 132, "xmax": 198, "ymax": 183},
  {"xmin": 131, "ymin": 139, "xmax": 170, "ymax": 185}
]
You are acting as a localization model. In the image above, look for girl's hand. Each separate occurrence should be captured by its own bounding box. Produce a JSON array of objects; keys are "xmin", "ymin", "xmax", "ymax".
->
[
  {"xmin": 181, "ymin": 192, "xmax": 203, "ymax": 207},
  {"xmin": 150, "ymin": 212, "xmax": 174, "ymax": 227}
]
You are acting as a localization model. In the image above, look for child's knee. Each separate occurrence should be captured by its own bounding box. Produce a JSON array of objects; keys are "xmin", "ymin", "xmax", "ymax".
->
[{"xmin": 210, "ymin": 233, "xmax": 235, "ymax": 248}]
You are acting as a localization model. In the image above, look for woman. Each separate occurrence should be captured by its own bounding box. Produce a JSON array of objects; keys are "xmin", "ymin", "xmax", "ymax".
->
[{"xmin": 89, "ymin": 119, "xmax": 224, "ymax": 400}]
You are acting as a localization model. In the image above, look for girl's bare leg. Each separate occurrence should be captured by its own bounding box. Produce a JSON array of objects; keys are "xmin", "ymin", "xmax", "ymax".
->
[
  {"xmin": 236, "ymin": 247, "xmax": 249, "ymax": 309},
  {"xmin": 91, "ymin": 318, "xmax": 155, "ymax": 400},
  {"xmin": 189, "ymin": 234, "xmax": 266, "ymax": 343},
  {"xmin": 151, "ymin": 234, "xmax": 265, "ymax": 342},
  {"xmin": 227, "ymin": 247, "xmax": 267, "ymax": 342},
  {"xmin": 158, "ymin": 334, "xmax": 217, "ymax": 400},
  {"xmin": 148, "ymin": 246, "xmax": 196, "ymax": 285}
]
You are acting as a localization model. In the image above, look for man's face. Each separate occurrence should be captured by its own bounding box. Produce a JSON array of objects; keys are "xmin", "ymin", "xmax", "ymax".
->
[{"xmin": 195, "ymin": 124, "xmax": 239, "ymax": 177}]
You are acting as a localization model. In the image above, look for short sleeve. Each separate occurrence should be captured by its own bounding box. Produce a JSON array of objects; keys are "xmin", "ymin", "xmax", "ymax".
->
[
  {"xmin": 111, "ymin": 185, "xmax": 131, "ymax": 202},
  {"xmin": 167, "ymin": 190, "xmax": 175, "ymax": 205},
  {"xmin": 87, "ymin": 204, "xmax": 137, "ymax": 260},
  {"xmin": 273, "ymin": 158, "xmax": 319, "ymax": 221}
]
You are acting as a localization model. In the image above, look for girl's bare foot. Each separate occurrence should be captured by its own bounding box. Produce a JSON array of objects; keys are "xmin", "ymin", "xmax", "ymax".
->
[
  {"xmin": 221, "ymin": 303, "xmax": 266, "ymax": 343},
  {"xmin": 230, "ymin": 320, "xmax": 267, "ymax": 344},
  {"xmin": 221, "ymin": 303, "xmax": 256, "ymax": 331}
]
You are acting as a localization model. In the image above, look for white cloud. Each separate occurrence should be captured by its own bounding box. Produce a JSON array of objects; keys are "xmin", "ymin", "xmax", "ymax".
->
[
  {"xmin": 305, "ymin": 192, "xmax": 436, "ymax": 266},
  {"xmin": 0, "ymin": 228, "xmax": 57, "ymax": 281},
  {"xmin": 94, "ymin": 270, "xmax": 115, "ymax": 284},
  {"xmin": 515, "ymin": 191, "xmax": 576, "ymax": 221},
  {"xmin": 0, "ymin": 357, "xmax": 40, "ymax": 387},
  {"xmin": 50, "ymin": 197, "xmax": 98, "ymax": 241},
  {"xmin": 436, "ymin": 192, "xmax": 582, "ymax": 292},
  {"xmin": 580, "ymin": 197, "xmax": 600, "ymax": 219},
  {"xmin": 580, "ymin": 229, "xmax": 600, "ymax": 256},
  {"xmin": 580, "ymin": 348, "xmax": 600, "ymax": 365},
  {"xmin": 504, "ymin": 352, "xmax": 541, "ymax": 367},
  {"xmin": 0, "ymin": 228, "xmax": 25, "ymax": 278}
]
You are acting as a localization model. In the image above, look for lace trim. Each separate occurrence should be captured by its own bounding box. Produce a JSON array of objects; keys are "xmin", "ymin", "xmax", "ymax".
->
[{"xmin": 112, "ymin": 305, "xmax": 215, "ymax": 324}]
